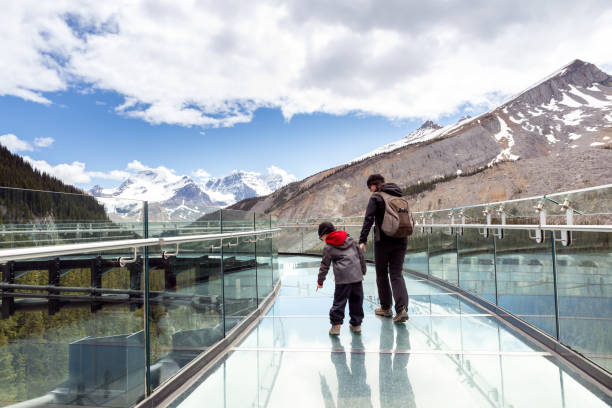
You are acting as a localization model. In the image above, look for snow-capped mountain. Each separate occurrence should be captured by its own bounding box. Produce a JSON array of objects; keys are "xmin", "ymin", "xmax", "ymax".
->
[
  {"xmin": 90, "ymin": 165, "xmax": 296, "ymax": 221},
  {"xmin": 350, "ymin": 60, "xmax": 611, "ymax": 168},
  {"xmin": 349, "ymin": 120, "xmax": 448, "ymax": 163},
  {"xmin": 204, "ymin": 167, "xmax": 296, "ymax": 204},
  {"xmin": 232, "ymin": 59, "xmax": 612, "ymax": 219}
]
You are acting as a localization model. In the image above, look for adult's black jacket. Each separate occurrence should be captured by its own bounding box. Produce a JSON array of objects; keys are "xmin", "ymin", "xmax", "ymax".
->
[{"xmin": 359, "ymin": 183, "xmax": 408, "ymax": 245}]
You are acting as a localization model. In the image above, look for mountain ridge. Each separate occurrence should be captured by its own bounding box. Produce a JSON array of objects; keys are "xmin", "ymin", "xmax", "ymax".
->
[
  {"xmin": 229, "ymin": 59, "xmax": 612, "ymax": 218},
  {"xmin": 90, "ymin": 166, "xmax": 297, "ymax": 220}
]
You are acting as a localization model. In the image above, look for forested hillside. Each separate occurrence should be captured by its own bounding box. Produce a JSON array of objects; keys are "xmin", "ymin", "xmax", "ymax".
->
[{"xmin": 0, "ymin": 145, "xmax": 107, "ymax": 222}]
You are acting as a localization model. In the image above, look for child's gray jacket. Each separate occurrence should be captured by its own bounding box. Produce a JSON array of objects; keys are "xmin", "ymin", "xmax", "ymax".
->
[{"xmin": 318, "ymin": 234, "xmax": 366, "ymax": 285}]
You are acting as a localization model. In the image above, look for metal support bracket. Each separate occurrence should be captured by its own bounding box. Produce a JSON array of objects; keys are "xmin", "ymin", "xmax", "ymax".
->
[
  {"xmin": 528, "ymin": 201, "xmax": 546, "ymax": 244},
  {"xmin": 459, "ymin": 211, "xmax": 465, "ymax": 236},
  {"xmin": 479, "ymin": 208, "xmax": 491, "ymax": 238},
  {"xmin": 448, "ymin": 212, "xmax": 455, "ymax": 235},
  {"xmin": 493, "ymin": 205, "xmax": 505, "ymax": 239},
  {"xmin": 162, "ymin": 243, "xmax": 180, "ymax": 259},
  {"xmin": 553, "ymin": 198, "xmax": 573, "ymax": 247},
  {"xmin": 227, "ymin": 238, "xmax": 240, "ymax": 247},
  {"xmin": 119, "ymin": 247, "xmax": 139, "ymax": 267}
]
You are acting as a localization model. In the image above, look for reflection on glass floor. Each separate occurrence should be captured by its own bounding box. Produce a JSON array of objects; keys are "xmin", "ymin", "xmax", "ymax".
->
[{"xmin": 169, "ymin": 256, "xmax": 610, "ymax": 407}]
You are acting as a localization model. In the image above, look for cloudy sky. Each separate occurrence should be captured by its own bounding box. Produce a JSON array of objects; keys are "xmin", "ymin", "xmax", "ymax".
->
[{"xmin": 1, "ymin": 0, "xmax": 611, "ymax": 188}]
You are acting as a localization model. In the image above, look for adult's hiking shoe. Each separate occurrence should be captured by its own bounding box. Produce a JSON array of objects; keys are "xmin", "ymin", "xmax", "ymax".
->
[
  {"xmin": 375, "ymin": 308, "xmax": 393, "ymax": 317},
  {"xmin": 393, "ymin": 308, "xmax": 409, "ymax": 323},
  {"xmin": 329, "ymin": 325, "xmax": 341, "ymax": 335},
  {"xmin": 349, "ymin": 324, "xmax": 362, "ymax": 333}
]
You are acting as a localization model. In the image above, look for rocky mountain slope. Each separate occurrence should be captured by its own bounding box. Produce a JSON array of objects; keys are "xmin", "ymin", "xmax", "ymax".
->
[
  {"xmin": 230, "ymin": 59, "xmax": 612, "ymax": 218},
  {"xmin": 91, "ymin": 166, "xmax": 296, "ymax": 221}
]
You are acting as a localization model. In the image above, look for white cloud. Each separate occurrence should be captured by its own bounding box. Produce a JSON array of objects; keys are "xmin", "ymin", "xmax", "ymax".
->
[
  {"xmin": 2, "ymin": 1, "xmax": 612, "ymax": 126},
  {"xmin": 267, "ymin": 165, "xmax": 297, "ymax": 184},
  {"xmin": 23, "ymin": 156, "xmax": 91, "ymax": 184},
  {"xmin": 0, "ymin": 134, "xmax": 33, "ymax": 152},
  {"xmin": 23, "ymin": 157, "xmax": 129, "ymax": 185},
  {"xmin": 34, "ymin": 137, "xmax": 55, "ymax": 147},
  {"xmin": 193, "ymin": 168, "xmax": 212, "ymax": 180},
  {"xmin": 88, "ymin": 170, "xmax": 130, "ymax": 180},
  {"xmin": 126, "ymin": 160, "xmax": 148, "ymax": 172}
]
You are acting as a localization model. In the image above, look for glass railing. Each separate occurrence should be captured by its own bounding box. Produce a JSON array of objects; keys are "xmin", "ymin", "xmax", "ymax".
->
[
  {"xmin": 0, "ymin": 187, "xmax": 279, "ymax": 408},
  {"xmin": 278, "ymin": 184, "xmax": 612, "ymax": 376}
]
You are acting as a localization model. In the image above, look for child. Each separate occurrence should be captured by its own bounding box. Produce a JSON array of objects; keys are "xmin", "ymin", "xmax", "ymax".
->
[{"xmin": 317, "ymin": 222, "xmax": 367, "ymax": 335}]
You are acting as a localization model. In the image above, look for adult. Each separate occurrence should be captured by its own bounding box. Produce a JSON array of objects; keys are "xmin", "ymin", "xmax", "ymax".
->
[{"xmin": 359, "ymin": 174, "xmax": 409, "ymax": 322}]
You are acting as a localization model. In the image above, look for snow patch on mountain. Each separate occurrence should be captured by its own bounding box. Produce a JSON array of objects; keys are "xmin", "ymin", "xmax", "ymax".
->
[
  {"xmin": 349, "ymin": 120, "xmax": 444, "ymax": 163},
  {"xmin": 489, "ymin": 116, "xmax": 519, "ymax": 165}
]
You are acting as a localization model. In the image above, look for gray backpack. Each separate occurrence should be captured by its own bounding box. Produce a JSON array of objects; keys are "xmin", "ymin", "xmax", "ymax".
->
[{"xmin": 375, "ymin": 192, "xmax": 414, "ymax": 238}]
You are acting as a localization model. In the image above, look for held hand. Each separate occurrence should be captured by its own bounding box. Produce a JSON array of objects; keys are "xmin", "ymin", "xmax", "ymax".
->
[{"xmin": 359, "ymin": 243, "xmax": 366, "ymax": 252}]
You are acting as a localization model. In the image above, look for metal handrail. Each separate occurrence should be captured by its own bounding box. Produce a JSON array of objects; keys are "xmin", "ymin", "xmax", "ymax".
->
[
  {"xmin": 278, "ymin": 223, "xmax": 612, "ymax": 233},
  {"xmin": 0, "ymin": 228, "xmax": 280, "ymax": 263}
]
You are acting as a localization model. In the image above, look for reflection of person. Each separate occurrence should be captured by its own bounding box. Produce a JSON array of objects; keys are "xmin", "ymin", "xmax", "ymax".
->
[
  {"xmin": 379, "ymin": 319, "xmax": 416, "ymax": 407},
  {"xmin": 317, "ymin": 222, "xmax": 367, "ymax": 336},
  {"xmin": 320, "ymin": 335, "xmax": 373, "ymax": 408},
  {"xmin": 358, "ymin": 174, "xmax": 409, "ymax": 323}
]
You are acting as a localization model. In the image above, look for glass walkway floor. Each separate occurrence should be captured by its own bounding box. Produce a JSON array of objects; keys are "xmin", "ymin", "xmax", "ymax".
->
[{"xmin": 167, "ymin": 256, "xmax": 610, "ymax": 407}]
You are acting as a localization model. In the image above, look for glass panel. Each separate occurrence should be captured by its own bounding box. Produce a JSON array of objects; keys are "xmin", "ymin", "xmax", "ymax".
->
[
  {"xmin": 556, "ymin": 231, "xmax": 612, "ymax": 372},
  {"xmin": 0, "ymin": 248, "xmax": 146, "ymax": 407},
  {"xmin": 427, "ymin": 229, "xmax": 458, "ymax": 284},
  {"xmin": 494, "ymin": 229, "xmax": 556, "ymax": 337},
  {"xmin": 148, "ymin": 238, "xmax": 224, "ymax": 392},
  {"xmin": 404, "ymin": 229, "xmax": 428, "ymax": 276},
  {"xmin": 255, "ymin": 215, "xmax": 273, "ymax": 301},
  {"xmin": 457, "ymin": 226, "xmax": 496, "ymax": 303},
  {"xmin": 222, "ymin": 210, "xmax": 257, "ymax": 332},
  {"xmin": 0, "ymin": 187, "xmax": 145, "ymax": 249}
]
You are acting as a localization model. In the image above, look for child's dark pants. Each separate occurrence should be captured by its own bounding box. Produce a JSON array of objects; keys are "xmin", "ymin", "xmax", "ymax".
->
[{"xmin": 330, "ymin": 281, "xmax": 364, "ymax": 326}]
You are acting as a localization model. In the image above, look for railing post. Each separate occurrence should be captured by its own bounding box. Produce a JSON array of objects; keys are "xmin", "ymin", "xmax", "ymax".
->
[
  {"xmin": 220, "ymin": 209, "xmax": 226, "ymax": 336},
  {"xmin": 426, "ymin": 234, "xmax": 430, "ymax": 278},
  {"xmin": 143, "ymin": 201, "xmax": 151, "ymax": 396},
  {"xmin": 90, "ymin": 256, "xmax": 103, "ymax": 313},
  {"xmin": 1, "ymin": 261, "xmax": 15, "ymax": 318},
  {"xmin": 493, "ymin": 235, "xmax": 499, "ymax": 305},
  {"xmin": 254, "ymin": 213, "xmax": 259, "ymax": 307},
  {"xmin": 455, "ymin": 231, "xmax": 460, "ymax": 287},
  {"xmin": 551, "ymin": 231, "xmax": 561, "ymax": 341},
  {"xmin": 48, "ymin": 257, "xmax": 60, "ymax": 315}
]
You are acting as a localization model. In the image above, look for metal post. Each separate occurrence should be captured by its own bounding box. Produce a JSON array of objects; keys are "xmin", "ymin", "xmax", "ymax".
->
[
  {"xmin": 143, "ymin": 201, "xmax": 151, "ymax": 396},
  {"xmin": 455, "ymin": 232, "xmax": 460, "ymax": 287},
  {"xmin": 48, "ymin": 258, "xmax": 60, "ymax": 315},
  {"xmin": 1, "ymin": 262, "xmax": 15, "ymax": 318},
  {"xmin": 91, "ymin": 256, "xmax": 103, "ymax": 313},
  {"xmin": 493, "ymin": 235, "xmax": 499, "ymax": 305},
  {"xmin": 426, "ymin": 234, "xmax": 430, "ymax": 277},
  {"xmin": 254, "ymin": 212, "xmax": 258, "ymax": 307},
  {"xmin": 270, "ymin": 215, "xmax": 273, "ymax": 286},
  {"xmin": 221, "ymin": 209, "xmax": 226, "ymax": 336},
  {"xmin": 550, "ymin": 231, "xmax": 561, "ymax": 340}
]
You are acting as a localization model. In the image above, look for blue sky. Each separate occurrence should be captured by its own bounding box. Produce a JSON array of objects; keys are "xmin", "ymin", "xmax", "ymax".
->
[
  {"xmin": 1, "ymin": 1, "xmax": 611, "ymax": 190},
  {"xmin": 0, "ymin": 88, "xmax": 476, "ymax": 188}
]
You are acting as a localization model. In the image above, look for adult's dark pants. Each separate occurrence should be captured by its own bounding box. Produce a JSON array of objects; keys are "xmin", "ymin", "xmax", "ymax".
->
[
  {"xmin": 374, "ymin": 240, "xmax": 409, "ymax": 313},
  {"xmin": 330, "ymin": 281, "xmax": 364, "ymax": 326}
]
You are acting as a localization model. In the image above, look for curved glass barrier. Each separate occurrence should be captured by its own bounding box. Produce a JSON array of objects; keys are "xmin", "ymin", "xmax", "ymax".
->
[{"xmin": 0, "ymin": 187, "xmax": 278, "ymax": 407}]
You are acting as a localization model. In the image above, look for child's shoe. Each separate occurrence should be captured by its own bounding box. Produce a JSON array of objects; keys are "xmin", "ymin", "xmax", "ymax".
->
[
  {"xmin": 349, "ymin": 324, "xmax": 362, "ymax": 333},
  {"xmin": 329, "ymin": 324, "xmax": 341, "ymax": 335},
  {"xmin": 375, "ymin": 308, "xmax": 393, "ymax": 317}
]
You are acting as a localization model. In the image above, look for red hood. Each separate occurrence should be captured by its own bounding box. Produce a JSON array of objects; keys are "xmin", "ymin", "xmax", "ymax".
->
[{"xmin": 325, "ymin": 230, "xmax": 347, "ymax": 246}]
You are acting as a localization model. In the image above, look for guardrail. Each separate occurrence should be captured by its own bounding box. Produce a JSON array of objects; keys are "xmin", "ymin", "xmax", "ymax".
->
[{"xmin": 0, "ymin": 229, "xmax": 280, "ymax": 263}]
